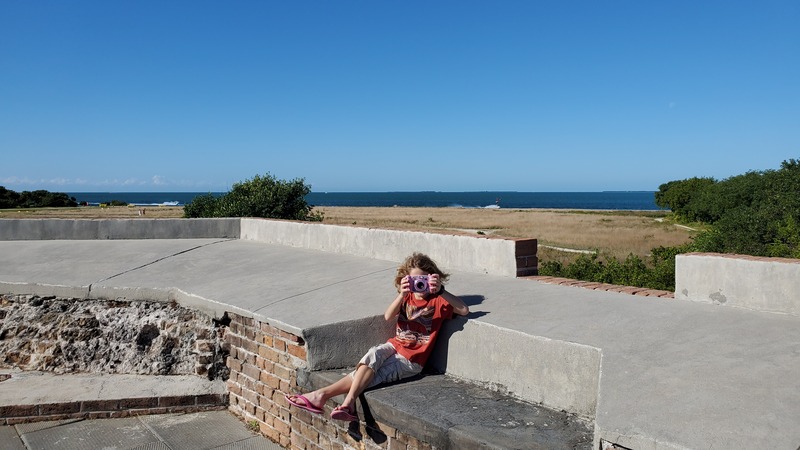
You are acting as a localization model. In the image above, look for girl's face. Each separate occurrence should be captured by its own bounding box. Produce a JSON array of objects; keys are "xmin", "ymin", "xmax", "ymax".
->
[
  {"xmin": 409, "ymin": 267, "xmax": 431, "ymax": 299},
  {"xmin": 409, "ymin": 267, "xmax": 428, "ymax": 277}
]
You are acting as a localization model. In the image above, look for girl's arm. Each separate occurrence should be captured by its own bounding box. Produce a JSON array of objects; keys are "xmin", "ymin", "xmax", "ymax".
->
[
  {"xmin": 429, "ymin": 274, "xmax": 469, "ymax": 316},
  {"xmin": 384, "ymin": 292, "xmax": 405, "ymax": 321},
  {"xmin": 441, "ymin": 290, "xmax": 470, "ymax": 316},
  {"xmin": 385, "ymin": 276, "xmax": 410, "ymax": 321}
]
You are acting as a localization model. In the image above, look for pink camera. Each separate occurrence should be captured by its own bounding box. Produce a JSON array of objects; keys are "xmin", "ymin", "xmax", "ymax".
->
[{"xmin": 409, "ymin": 275, "xmax": 430, "ymax": 293}]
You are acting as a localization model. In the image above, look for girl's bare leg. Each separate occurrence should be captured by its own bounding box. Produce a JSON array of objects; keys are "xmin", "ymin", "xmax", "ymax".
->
[
  {"xmin": 288, "ymin": 364, "xmax": 373, "ymax": 410},
  {"xmin": 339, "ymin": 364, "xmax": 375, "ymax": 411}
]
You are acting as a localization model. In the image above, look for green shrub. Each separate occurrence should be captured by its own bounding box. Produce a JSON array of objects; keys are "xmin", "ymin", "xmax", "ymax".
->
[
  {"xmin": 0, "ymin": 187, "xmax": 21, "ymax": 209},
  {"xmin": 0, "ymin": 187, "xmax": 77, "ymax": 208},
  {"xmin": 547, "ymin": 158, "xmax": 800, "ymax": 292},
  {"xmin": 184, "ymin": 173, "xmax": 322, "ymax": 221},
  {"xmin": 183, "ymin": 193, "xmax": 220, "ymax": 218},
  {"xmin": 539, "ymin": 250, "xmax": 679, "ymax": 291}
]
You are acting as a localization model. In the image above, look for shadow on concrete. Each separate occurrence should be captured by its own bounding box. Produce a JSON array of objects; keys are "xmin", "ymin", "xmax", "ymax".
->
[{"xmin": 426, "ymin": 294, "xmax": 486, "ymax": 375}]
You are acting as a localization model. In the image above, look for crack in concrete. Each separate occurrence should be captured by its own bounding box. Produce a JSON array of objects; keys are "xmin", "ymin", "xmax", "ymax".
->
[
  {"xmin": 87, "ymin": 239, "xmax": 234, "ymax": 296},
  {"xmin": 252, "ymin": 266, "xmax": 396, "ymax": 314}
]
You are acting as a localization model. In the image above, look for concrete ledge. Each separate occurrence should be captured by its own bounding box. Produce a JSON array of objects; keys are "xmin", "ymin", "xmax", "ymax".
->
[
  {"xmin": 304, "ymin": 370, "xmax": 593, "ymax": 450},
  {"xmin": 301, "ymin": 316, "xmax": 601, "ymax": 419},
  {"xmin": 675, "ymin": 252, "xmax": 800, "ymax": 316},
  {"xmin": 301, "ymin": 316, "xmax": 393, "ymax": 371},
  {"xmin": 241, "ymin": 218, "xmax": 536, "ymax": 277},
  {"xmin": 0, "ymin": 218, "xmax": 240, "ymax": 240},
  {"xmin": 0, "ymin": 371, "xmax": 227, "ymax": 425},
  {"xmin": 428, "ymin": 318, "xmax": 602, "ymax": 419}
]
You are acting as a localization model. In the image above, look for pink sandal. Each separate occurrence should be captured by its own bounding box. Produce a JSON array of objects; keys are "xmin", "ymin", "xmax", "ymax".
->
[
  {"xmin": 330, "ymin": 405, "xmax": 358, "ymax": 422},
  {"xmin": 285, "ymin": 394, "xmax": 324, "ymax": 414}
]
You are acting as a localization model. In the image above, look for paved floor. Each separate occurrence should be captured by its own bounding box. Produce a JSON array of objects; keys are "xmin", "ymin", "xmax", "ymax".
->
[
  {"xmin": 0, "ymin": 411, "xmax": 282, "ymax": 450},
  {"xmin": 2, "ymin": 238, "xmax": 800, "ymax": 449}
]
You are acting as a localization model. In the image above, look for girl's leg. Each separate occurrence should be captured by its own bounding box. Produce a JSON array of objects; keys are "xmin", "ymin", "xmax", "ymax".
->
[
  {"xmin": 339, "ymin": 364, "xmax": 375, "ymax": 411},
  {"xmin": 288, "ymin": 373, "xmax": 353, "ymax": 410}
]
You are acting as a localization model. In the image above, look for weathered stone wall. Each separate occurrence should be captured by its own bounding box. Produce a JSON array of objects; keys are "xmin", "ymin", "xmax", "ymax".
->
[
  {"xmin": 0, "ymin": 294, "xmax": 229, "ymax": 379},
  {"xmin": 224, "ymin": 313, "xmax": 435, "ymax": 450}
]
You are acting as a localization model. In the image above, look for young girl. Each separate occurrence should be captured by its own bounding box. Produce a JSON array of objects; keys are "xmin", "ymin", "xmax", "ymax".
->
[{"xmin": 286, "ymin": 252, "xmax": 470, "ymax": 421}]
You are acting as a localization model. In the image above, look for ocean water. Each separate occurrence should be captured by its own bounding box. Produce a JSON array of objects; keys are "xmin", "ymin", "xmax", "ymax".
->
[{"xmin": 68, "ymin": 191, "xmax": 663, "ymax": 210}]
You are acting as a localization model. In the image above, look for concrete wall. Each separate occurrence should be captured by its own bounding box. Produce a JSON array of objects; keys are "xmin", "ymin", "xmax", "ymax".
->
[
  {"xmin": 240, "ymin": 218, "xmax": 536, "ymax": 278},
  {"xmin": 0, "ymin": 219, "xmax": 240, "ymax": 240},
  {"xmin": 428, "ymin": 318, "xmax": 602, "ymax": 420},
  {"xmin": 301, "ymin": 316, "xmax": 394, "ymax": 371},
  {"xmin": 675, "ymin": 252, "xmax": 800, "ymax": 316},
  {"xmin": 300, "ymin": 315, "xmax": 601, "ymax": 419},
  {"xmin": 0, "ymin": 217, "xmax": 536, "ymax": 277}
]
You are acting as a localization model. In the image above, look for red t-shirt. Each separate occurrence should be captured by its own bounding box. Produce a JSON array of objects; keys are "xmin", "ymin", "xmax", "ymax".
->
[{"xmin": 388, "ymin": 292, "xmax": 454, "ymax": 366}]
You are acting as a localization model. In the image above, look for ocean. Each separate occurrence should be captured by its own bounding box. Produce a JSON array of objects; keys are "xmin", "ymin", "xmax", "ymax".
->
[{"xmin": 67, "ymin": 191, "xmax": 663, "ymax": 210}]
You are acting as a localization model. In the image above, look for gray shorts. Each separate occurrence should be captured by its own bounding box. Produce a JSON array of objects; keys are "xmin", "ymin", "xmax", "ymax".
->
[{"xmin": 352, "ymin": 342, "xmax": 423, "ymax": 389}]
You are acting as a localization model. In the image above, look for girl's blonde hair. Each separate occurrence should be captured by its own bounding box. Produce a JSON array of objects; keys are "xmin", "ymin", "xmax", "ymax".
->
[{"xmin": 394, "ymin": 252, "xmax": 450, "ymax": 291}]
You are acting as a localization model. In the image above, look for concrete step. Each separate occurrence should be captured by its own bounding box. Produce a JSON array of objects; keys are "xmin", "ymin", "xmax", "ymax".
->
[
  {"xmin": 0, "ymin": 370, "xmax": 227, "ymax": 424},
  {"xmin": 305, "ymin": 370, "xmax": 594, "ymax": 450},
  {"xmin": 1, "ymin": 410, "xmax": 282, "ymax": 450}
]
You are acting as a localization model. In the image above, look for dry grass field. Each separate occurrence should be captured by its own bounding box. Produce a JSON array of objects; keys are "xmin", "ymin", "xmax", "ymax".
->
[
  {"xmin": 1, "ymin": 205, "xmax": 696, "ymax": 265},
  {"xmin": 314, "ymin": 207, "xmax": 695, "ymax": 265},
  {"xmin": 0, "ymin": 206, "xmax": 185, "ymax": 219}
]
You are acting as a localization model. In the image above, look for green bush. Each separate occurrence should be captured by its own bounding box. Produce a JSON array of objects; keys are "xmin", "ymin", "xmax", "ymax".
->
[
  {"xmin": 183, "ymin": 193, "xmax": 219, "ymax": 218},
  {"xmin": 184, "ymin": 173, "xmax": 322, "ymax": 221},
  {"xmin": 0, "ymin": 187, "xmax": 21, "ymax": 209},
  {"xmin": 0, "ymin": 187, "xmax": 77, "ymax": 208},
  {"xmin": 539, "ymin": 247, "xmax": 683, "ymax": 292},
  {"xmin": 548, "ymin": 158, "xmax": 800, "ymax": 292}
]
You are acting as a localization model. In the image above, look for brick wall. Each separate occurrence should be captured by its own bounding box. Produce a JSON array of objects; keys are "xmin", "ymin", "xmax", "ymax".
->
[
  {"xmin": 224, "ymin": 313, "xmax": 435, "ymax": 450},
  {"xmin": 1, "ymin": 395, "xmax": 227, "ymax": 425}
]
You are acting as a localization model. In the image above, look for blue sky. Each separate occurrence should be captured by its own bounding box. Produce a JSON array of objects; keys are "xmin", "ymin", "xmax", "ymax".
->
[{"xmin": 1, "ymin": 1, "xmax": 798, "ymax": 193}]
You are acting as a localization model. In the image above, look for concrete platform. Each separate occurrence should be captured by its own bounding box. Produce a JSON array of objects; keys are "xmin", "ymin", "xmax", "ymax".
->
[
  {"xmin": 307, "ymin": 369, "xmax": 594, "ymax": 450},
  {"xmin": 0, "ymin": 370, "xmax": 280, "ymax": 449},
  {"xmin": 0, "ymin": 410, "xmax": 281, "ymax": 450},
  {"xmin": 2, "ymin": 238, "xmax": 800, "ymax": 449}
]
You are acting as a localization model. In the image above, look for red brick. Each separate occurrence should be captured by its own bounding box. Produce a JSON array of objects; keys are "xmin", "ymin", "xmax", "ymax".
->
[
  {"xmin": 273, "ymin": 363, "xmax": 293, "ymax": 381},
  {"xmin": 299, "ymin": 420, "xmax": 319, "ymax": 442},
  {"xmin": 159, "ymin": 396, "xmax": 195, "ymax": 407},
  {"xmin": 225, "ymin": 333, "xmax": 242, "ymax": 348},
  {"xmin": 0, "ymin": 405, "xmax": 38, "ymax": 417},
  {"xmin": 261, "ymin": 372, "xmax": 282, "ymax": 389},
  {"xmin": 40, "ymin": 402, "xmax": 81, "ymax": 415},
  {"xmin": 514, "ymin": 238, "xmax": 538, "ymax": 256},
  {"xmin": 81, "ymin": 399, "xmax": 120, "ymax": 412},
  {"xmin": 273, "ymin": 338, "xmax": 287, "ymax": 352},
  {"xmin": 196, "ymin": 393, "xmax": 227, "ymax": 406},
  {"xmin": 242, "ymin": 363, "xmax": 262, "ymax": 381},
  {"xmin": 273, "ymin": 417, "xmax": 291, "ymax": 435},
  {"xmin": 227, "ymin": 356, "xmax": 243, "ymax": 373},
  {"xmin": 241, "ymin": 338, "xmax": 258, "ymax": 354},
  {"xmin": 287, "ymin": 344, "xmax": 307, "ymax": 360},
  {"xmin": 277, "ymin": 329, "xmax": 303, "ymax": 344},
  {"xmin": 259, "ymin": 345, "xmax": 280, "ymax": 362}
]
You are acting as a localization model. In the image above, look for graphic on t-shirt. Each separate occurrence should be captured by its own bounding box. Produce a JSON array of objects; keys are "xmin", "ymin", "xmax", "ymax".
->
[{"xmin": 395, "ymin": 302, "xmax": 435, "ymax": 347}]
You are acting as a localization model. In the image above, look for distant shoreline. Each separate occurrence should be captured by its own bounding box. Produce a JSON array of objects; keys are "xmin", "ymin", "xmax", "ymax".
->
[{"xmin": 65, "ymin": 191, "xmax": 663, "ymax": 211}]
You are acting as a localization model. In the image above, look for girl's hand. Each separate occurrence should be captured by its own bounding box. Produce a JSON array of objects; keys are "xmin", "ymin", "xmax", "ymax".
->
[
  {"xmin": 400, "ymin": 275, "xmax": 411, "ymax": 293},
  {"xmin": 428, "ymin": 274, "xmax": 441, "ymax": 294}
]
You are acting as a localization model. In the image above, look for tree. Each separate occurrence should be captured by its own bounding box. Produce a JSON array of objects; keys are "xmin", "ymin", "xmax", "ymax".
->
[
  {"xmin": 184, "ymin": 173, "xmax": 322, "ymax": 221},
  {"xmin": 0, "ymin": 188, "xmax": 77, "ymax": 208},
  {"xmin": 0, "ymin": 187, "xmax": 21, "ymax": 209},
  {"xmin": 654, "ymin": 177, "xmax": 716, "ymax": 221}
]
